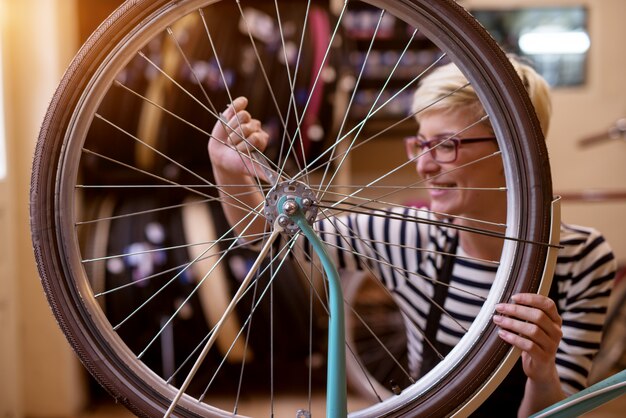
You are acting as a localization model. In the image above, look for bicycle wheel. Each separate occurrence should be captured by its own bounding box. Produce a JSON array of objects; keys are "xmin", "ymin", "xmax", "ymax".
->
[{"xmin": 30, "ymin": 0, "xmax": 553, "ymax": 417}]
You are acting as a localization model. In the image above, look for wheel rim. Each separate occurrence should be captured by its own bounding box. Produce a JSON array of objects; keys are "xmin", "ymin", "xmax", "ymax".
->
[{"xmin": 33, "ymin": 1, "xmax": 552, "ymax": 417}]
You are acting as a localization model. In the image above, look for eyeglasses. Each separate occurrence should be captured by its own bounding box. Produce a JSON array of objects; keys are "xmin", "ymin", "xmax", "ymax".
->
[{"xmin": 404, "ymin": 135, "xmax": 497, "ymax": 163}]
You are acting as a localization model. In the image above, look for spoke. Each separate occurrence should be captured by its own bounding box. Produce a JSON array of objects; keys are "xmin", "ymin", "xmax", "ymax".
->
[
  {"xmin": 137, "ymin": 49, "xmax": 281, "ymax": 178},
  {"xmin": 316, "ymin": 212, "xmax": 474, "ymax": 351},
  {"xmin": 321, "ymin": 196, "xmax": 506, "ymax": 230},
  {"xmin": 290, "ymin": 241, "xmax": 414, "ymax": 399},
  {"xmin": 285, "ymin": 234, "xmax": 424, "ymax": 394},
  {"xmin": 293, "ymin": 207, "xmax": 480, "ymax": 379},
  {"xmin": 82, "ymin": 239, "xmax": 223, "ymax": 264},
  {"xmin": 335, "ymin": 9, "xmax": 388, "ymax": 149},
  {"xmin": 92, "ymin": 233, "xmax": 267, "ymax": 298},
  {"xmin": 317, "ymin": 8, "xmax": 388, "ymax": 192},
  {"xmin": 291, "ymin": 52, "xmax": 448, "ymax": 183},
  {"xmin": 306, "ymin": 254, "xmax": 314, "ymax": 412},
  {"xmin": 163, "ymin": 235, "xmax": 296, "ymax": 389},
  {"xmin": 280, "ymin": 0, "xmax": 348, "ymax": 181},
  {"xmin": 318, "ymin": 202, "xmax": 506, "ymax": 244},
  {"xmin": 76, "ymin": 198, "xmax": 211, "ymax": 226},
  {"xmin": 195, "ymin": 9, "xmax": 275, "ymax": 189},
  {"xmin": 81, "ymin": 146, "xmax": 266, "ymax": 220},
  {"xmin": 314, "ymin": 116, "xmax": 493, "ymax": 215},
  {"xmin": 290, "ymin": 240, "xmax": 332, "ymax": 312},
  {"xmin": 197, "ymin": 237, "xmax": 298, "ymax": 412},
  {"xmin": 316, "ymin": 193, "xmax": 506, "ymax": 230},
  {"xmin": 80, "ymin": 145, "xmax": 211, "ymax": 196},
  {"xmin": 313, "ymin": 210, "xmax": 466, "ymax": 373},
  {"xmin": 320, "ymin": 201, "xmax": 557, "ymax": 249},
  {"xmin": 78, "ymin": 184, "xmax": 222, "ymax": 189},
  {"xmin": 315, "ymin": 190, "xmax": 507, "ymax": 231},
  {"xmin": 317, "ymin": 184, "xmax": 506, "ymax": 192},
  {"xmin": 109, "ymin": 205, "xmax": 266, "ymax": 332},
  {"xmin": 243, "ymin": 0, "xmax": 349, "ymax": 184},
  {"xmin": 233, "ymin": 276, "xmax": 258, "ymax": 416},
  {"xmin": 113, "ymin": 80, "xmax": 214, "ymax": 140},
  {"xmin": 92, "ymin": 111, "xmax": 217, "ymax": 186},
  {"xmin": 263, "ymin": 266, "xmax": 277, "ymax": 415},
  {"xmin": 346, "ymin": 304, "xmax": 414, "ymax": 385},
  {"xmin": 231, "ymin": 0, "xmax": 303, "ymax": 173},
  {"xmin": 320, "ymin": 20, "xmax": 419, "ymax": 198},
  {"xmin": 165, "ymin": 24, "xmax": 217, "ymax": 113},
  {"xmin": 301, "ymin": 79, "xmax": 469, "ymax": 182},
  {"xmin": 316, "ymin": 228, "xmax": 486, "ymax": 306},
  {"xmin": 94, "ymin": 264, "xmax": 183, "ymax": 298},
  {"xmin": 164, "ymin": 226, "xmax": 282, "ymax": 418},
  {"xmin": 116, "ymin": 77, "xmax": 280, "ymax": 187},
  {"xmin": 292, "ymin": 209, "xmax": 476, "ymax": 384},
  {"xmin": 81, "ymin": 225, "xmax": 265, "ymax": 265},
  {"xmin": 318, "ymin": 228, "xmax": 499, "ymax": 267},
  {"xmin": 113, "ymin": 80, "xmax": 265, "ymax": 178},
  {"xmin": 272, "ymin": 0, "xmax": 310, "ymax": 178},
  {"xmin": 344, "ymin": 343, "xmax": 384, "ymax": 403}
]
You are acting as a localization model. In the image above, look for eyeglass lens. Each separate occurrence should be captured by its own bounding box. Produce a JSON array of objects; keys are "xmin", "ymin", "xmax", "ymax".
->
[{"xmin": 405, "ymin": 137, "xmax": 457, "ymax": 163}]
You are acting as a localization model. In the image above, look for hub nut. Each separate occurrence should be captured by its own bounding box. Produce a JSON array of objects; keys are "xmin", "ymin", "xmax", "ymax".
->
[
  {"xmin": 282, "ymin": 199, "xmax": 299, "ymax": 215},
  {"xmin": 264, "ymin": 181, "xmax": 319, "ymax": 235}
]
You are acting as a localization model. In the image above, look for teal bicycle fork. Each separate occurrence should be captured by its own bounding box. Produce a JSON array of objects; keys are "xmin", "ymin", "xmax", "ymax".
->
[
  {"xmin": 274, "ymin": 188, "xmax": 348, "ymax": 418},
  {"xmin": 293, "ymin": 210, "xmax": 348, "ymax": 418}
]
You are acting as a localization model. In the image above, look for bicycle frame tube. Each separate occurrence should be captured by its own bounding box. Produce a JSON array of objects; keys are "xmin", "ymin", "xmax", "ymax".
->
[
  {"xmin": 292, "ymin": 209, "xmax": 348, "ymax": 418},
  {"xmin": 531, "ymin": 369, "xmax": 626, "ymax": 418}
]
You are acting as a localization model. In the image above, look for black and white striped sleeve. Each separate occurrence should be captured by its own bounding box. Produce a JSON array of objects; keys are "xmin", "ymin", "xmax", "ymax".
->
[{"xmin": 553, "ymin": 224, "xmax": 616, "ymax": 394}]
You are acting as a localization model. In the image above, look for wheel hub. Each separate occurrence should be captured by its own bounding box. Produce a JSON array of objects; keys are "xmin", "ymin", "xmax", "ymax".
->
[{"xmin": 264, "ymin": 181, "xmax": 319, "ymax": 235}]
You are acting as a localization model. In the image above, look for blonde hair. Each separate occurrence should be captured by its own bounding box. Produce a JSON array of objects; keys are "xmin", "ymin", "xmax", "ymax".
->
[{"xmin": 411, "ymin": 57, "xmax": 552, "ymax": 137}]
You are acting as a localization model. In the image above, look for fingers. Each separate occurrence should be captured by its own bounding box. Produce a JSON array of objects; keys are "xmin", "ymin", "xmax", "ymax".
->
[
  {"xmin": 511, "ymin": 293, "xmax": 561, "ymax": 324},
  {"xmin": 228, "ymin": 115, "xmax": 255, "ymax": 144},
  {"xmin": 227, "ymin": 117, "xmax": 267, "ymax": 152},
  {"xmin": 493, "ymin": 293, "xmax": 563, "ymax": 386},
  {"xmin": 212, "ymin": 96, "xmax": 250, "ymax": 141},
  {"xmin": 212, "ymin": 96, "xmax": 268, "ymax": 152},
  {"xmin": 219, "ymin": 96, "xmax": 248, "ymax": 123},
  {"xmin": 494, "ymin": 293, "xmax": 562, "ymax": 340},
  {"xmin": 492, "ymin": 294, "xmax": 563, "ymax": 356},
  {"xmin": 495, "ymin": 294, "xmax": 562, "ymax": 331},
  {"xmin": 493, "ymin": 313, "xmax": 559, "ymax": 354},
  {"xmin": 207, "ymin": 98, "xmax": 270, "ymax": 180}
]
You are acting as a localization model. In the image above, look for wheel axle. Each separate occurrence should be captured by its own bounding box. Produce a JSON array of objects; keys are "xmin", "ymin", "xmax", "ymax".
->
[{"xmin": 264, "ymin": 181, "xmax": 319, "ymax": 235}]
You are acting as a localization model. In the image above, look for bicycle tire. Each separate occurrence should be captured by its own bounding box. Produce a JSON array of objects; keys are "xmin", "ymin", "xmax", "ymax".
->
[{"xmin": 30, "ymin": 0, "xmax": 553, "ymax": 417}]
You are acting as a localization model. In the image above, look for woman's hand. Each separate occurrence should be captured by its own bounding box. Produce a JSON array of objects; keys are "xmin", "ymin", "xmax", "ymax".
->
[
  {"xmin": 208, "ymin": 96, "xmax": 269, "ymax": 241},
  {"xmin": 493, "ymin": 293, "xmax": 562, "ymax": 381},
  {"xmin": 209, "ymin": 96, "xmax": 269, "ymax": 179},
  {"xmin": 493, "ymin": 293, "xmax": 565, "ymax": 416}
]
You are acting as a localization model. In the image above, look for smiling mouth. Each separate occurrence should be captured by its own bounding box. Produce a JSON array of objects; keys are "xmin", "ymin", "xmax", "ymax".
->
[{"xmin": 430, "ymin": 182, "xmax": 456, "ymax": 190}]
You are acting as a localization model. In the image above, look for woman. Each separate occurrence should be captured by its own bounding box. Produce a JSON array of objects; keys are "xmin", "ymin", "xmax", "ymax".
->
[{"xmin": 208, "ymin": 58, "xmax": 616, "ymax": 417}]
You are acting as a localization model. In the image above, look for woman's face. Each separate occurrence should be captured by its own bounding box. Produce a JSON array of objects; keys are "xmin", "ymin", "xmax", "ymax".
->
[{"xmin": 414, "ymin": 108, "xmax": 506, "ymax": 222}]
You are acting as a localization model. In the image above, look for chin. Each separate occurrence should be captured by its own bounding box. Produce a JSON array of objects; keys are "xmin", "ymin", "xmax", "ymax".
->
[{"xmin": 430, "ymin": 203, "xmax": 456, "ymax": 220}]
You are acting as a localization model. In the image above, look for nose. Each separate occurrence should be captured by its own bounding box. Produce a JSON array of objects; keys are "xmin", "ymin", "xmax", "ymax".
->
[{"xmin": 415, "ymin": 150, "xmax": 440, "ymax": 177}]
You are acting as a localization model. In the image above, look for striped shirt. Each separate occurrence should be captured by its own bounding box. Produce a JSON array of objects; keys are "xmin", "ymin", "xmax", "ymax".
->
[{"xmin": 312, "ymin": 207, "xmax": 616, "ymax": 394}]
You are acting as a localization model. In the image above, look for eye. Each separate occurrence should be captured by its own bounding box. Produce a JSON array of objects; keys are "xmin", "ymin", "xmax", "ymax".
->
[{"xmin": 437, "ymin": 139, "xmax": 456, "ymax": 151}]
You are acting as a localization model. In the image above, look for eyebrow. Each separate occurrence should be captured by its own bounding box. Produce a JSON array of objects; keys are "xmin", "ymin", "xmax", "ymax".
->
[{"xmin": 417, "ymin": 133, "xmax": 457, "ymax": 140}]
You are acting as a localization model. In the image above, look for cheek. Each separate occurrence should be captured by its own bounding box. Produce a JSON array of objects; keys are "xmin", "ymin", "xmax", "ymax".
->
[
  {"xmin": 494, "ymin": 163, "xmax": 506, "ymax": 185},
  {"xmin": 478, "ymin": 160, "xmax": 505, "ymax": 186}
]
